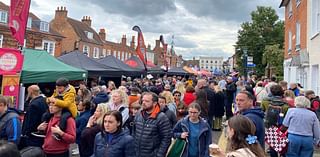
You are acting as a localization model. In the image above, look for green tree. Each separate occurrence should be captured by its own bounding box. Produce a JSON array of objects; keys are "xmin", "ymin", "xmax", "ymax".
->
[
  {"xmin": 235, "ymin": 6, "xmax": 284, "ymax": 77},
  {"xmin": 262, "ymin": 44, "xmax": 284, "ymax": 77}
]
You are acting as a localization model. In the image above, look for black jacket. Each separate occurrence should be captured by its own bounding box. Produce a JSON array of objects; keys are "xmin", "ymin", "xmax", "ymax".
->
[
  {"xmin": 161, "ymin": 105, "xmax": 177, "ymax": 128},
  {"xmin": 92, "ymin": 92, "xmax": 109, "ymax": 105},
  {"xmin": 225, "ymin": 82, "xmax": 236, "ymax": 100},
  {"xmin": 22, "ymin": 96, "xmax": 48, "ymax": 136},
  {"xmin": 213, "ymin": 91, "xmax": 225, "ymax": 117},
  {"xmin": 134, "ymin": 105, "xmax": 172, "ymax": 157}
]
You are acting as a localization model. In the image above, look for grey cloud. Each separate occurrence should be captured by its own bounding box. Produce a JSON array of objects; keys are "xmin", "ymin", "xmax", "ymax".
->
[
  {"xmin": 177, "ymin": 0, "xmax": 284, "ymax": 22},
  {"xmin": 174, "ymin": 36, "xmax": 198, "ymax": 49},
  {"xmin": 89, "ymin": 0, "xmax": 176, "ymax": 17}
]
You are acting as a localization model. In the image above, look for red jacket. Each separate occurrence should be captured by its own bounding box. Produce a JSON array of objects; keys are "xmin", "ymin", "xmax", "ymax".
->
[
  {"xmin": 43, "ymin": 115, "xmax": 76, "ymax": 154},
  {"xmin": 183, "ymin": 92, "xmax": 196, "ymax": 106}
]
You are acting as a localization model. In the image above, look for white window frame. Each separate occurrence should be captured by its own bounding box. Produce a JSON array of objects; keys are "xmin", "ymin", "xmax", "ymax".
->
[
  {"xmin": 40, "ymin": 21, "xmax": 49, "ymax": 32},
  {"xmin": 288, "ymin": 0, "xmax": 293, "ymax": 18},
  {"xmin": 83, "ymin": 45, "xmax": 90, "ymax": 57},
  {"xmin": 0, "ymin": 10, "xmax": 8, "ymax": 23},
  {"xmin": 102, "ymin": 49, "xmax": 106, "ymax": 57},
  {"xmin": 113, "ymin": 50, "xmax": 117, "ymax": 57},
  {"xmin": 288, "ymin": 31, "xmax": 292, "ymax": 52},
  {"xmin": 42, "ymin": 40, "xmax": 55, "ymax": 56},
  {"xmin": 27, "ymin": 17, "xmax": 32, "ymax": 29},
  {"xmin": 93, "ymin": 47, "xmax": 99, "ymax": 58},
  {"xmin": 107, "ymin": 49, "xmax": 111, "ymax": 56},
  {"xmin": 296, "ymin": 22, "xmax": 301, "ymax": 51},
  {"xmin": 117, "ymin": 51, "xmax": 120, "ymax": 59},
  {"xmin": 311, "ymin": 0, "xmax": 320, "ymax": 38},
  {"xmin": 85, "ymin": 31, "xmax": 93, "ymax": 39},
  {"xmin": 0, "ymin": 34, "xmax": 3, "ymax": 48},
  {"xmin": 296, "ymin": 0, "xmax": 301, "ymax": 7}
]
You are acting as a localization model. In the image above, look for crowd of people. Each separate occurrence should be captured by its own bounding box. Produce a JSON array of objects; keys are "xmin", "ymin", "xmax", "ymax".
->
[{"xmin": 0, "ymin": 74, "xmax": 319, "ymax": 157}]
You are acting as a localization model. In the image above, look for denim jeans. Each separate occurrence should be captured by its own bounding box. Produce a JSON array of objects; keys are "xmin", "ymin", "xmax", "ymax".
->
[{"xmin": 286, "ymin": 133, "xmax": 313, "ymax": 157}]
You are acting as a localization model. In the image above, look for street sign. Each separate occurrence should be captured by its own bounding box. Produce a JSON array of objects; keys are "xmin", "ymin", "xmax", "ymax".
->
[
  {"xmin": 247, "ymin": 56, "xmax": 253, "ymax": 62},
  {"xmin": 247, "ymin": 63, "xmax": 256, "ymax": 67}
]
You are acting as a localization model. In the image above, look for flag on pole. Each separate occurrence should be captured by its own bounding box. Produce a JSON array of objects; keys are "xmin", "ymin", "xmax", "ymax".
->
[
  {"xmin": 9, "ymin": 0, "xmax": 31, "ymax": 46},
  {"xmin": 132, "ymin": 26, "xmax": 147, "ymax": 67}
]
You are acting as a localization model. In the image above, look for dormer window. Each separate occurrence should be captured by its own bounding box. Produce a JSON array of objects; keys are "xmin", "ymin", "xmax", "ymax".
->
[
  {"xmin": 40, "ymin": 21, "xmax": 49, "ymax": 32},
  {"xmin": 0, "ymin": 10, "xmax": 8, "ymax": 23},
  {"xmin": 85, "ymin": 31, "xmax": 93, "ymax": 39},
  {"xmin": 27, "ymin": 17, "xmax": 32, "ymax": 29}
]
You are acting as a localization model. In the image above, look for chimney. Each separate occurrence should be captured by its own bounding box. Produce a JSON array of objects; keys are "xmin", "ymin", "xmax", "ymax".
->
[
  {"xmin": 81, "ymin": 16, "xmax": 92, "ymax": 27},
  {"xmin": 121, "ymin": 35, "xmax": 127, "ymax": 46},
  {"xmin": 130, "ymin": 36, "xmax": 135, "ymax": 48},
  {"xmin": 156, "ymin": 40, "xmax": 160, "ymax": 47},
  {"xmin": 99, "ymin": 28, "xmax": 106, "ymax": 41},
  {"xmin": 55, "ymin": 6, "xmax": 68, "ymax": 20}
]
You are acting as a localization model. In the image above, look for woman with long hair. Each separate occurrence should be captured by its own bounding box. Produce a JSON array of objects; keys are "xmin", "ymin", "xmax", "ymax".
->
[
  {"xmin": 80, "ymin": 103, "xmax": 109, "ymax": 157},
  {"xmin": 215, "ymin": 115, "xmax": 265, "ymax": 157},
  {"xmin": 160, "ymin": 91, "xmax": 177, "ymax": 115},
  {"xmin": 212, "ymin": 85, "xmax": 225, "ymax": 131},
  {"xmin": 93, "ymin": 111, "xmax": 135, "ymax": 157},
  {"xmin": 173, "ymin": 103, "xmax": 212, "ymax": 157},
  {"xmin": 195, "ymin": 89, "xmax": 209, "ymax": 120},
  {"xmin": 108, "ymin": 89, "xmax": 129, "ymax": 125}
]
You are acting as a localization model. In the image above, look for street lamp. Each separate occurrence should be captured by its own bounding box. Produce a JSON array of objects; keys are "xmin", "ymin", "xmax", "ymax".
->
[{"xmin": 243, "ymin": 48, "xmax": 248, "ymax": 82}]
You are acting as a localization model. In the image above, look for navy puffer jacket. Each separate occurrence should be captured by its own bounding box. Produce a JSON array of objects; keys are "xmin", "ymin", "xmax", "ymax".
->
[{"xmin": 93, "ymin": 129, "xmax": 135, "ymax": 157}]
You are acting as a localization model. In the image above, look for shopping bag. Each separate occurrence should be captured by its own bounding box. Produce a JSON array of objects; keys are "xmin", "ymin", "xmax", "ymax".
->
[
  {"xmin": 265, "ymin": 126, "xmax": 289, "ymax": 154},
  {"xmin": 166, "ymin": 138, "xmax": 187, "ymax": 157}
]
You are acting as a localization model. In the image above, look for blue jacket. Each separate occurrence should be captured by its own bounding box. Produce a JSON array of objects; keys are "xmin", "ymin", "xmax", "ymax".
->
[
  {"xmin": 241, "ymin": 108, "xmax": 265, "ymax": 149},
  {"xmin": 92, "ymin": 92, "xmax": 109, "ymax": 105},
  {"xmin": 173, "ymin": 116, "xmax": 212, "ymax": 157},
  {"xmin": 0, "ymin": 109, "xmax": 21, "ymax": 145},
  {"xmin": 93, "ymin": 129, "xmax": 135, "ymax": 157},
  {"xmin": 76, "ymin": 110, "xmax": 91, "ymax": 144}
]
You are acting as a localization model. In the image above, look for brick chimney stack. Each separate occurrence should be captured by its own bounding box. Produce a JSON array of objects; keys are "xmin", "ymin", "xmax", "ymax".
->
[
  {"xmin": 99, "ymin": 28, "xmax": 106, "ymax": 41},
  {"xmin": 81, "ymin": 16, "xmax": 92, "ymax": 27},
  {"xmin": 121, "ymin": 35, "xmax": 127, "ymax": 46},
  {"xmin": 130, "ymin": 36, "xmax": 135, "ymax": 48},
  {"xmin": 156, "ymin": 40, "xmax": 160, "ymax": 47},
  {"xmin": 55, "ymin": 6, "xmax": 68, "ymax": 21}
]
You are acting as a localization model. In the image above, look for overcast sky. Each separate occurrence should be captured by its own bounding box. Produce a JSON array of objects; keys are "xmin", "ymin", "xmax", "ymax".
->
[{"xmin": 3, "ymin": 0, "xmax": 284, "ymax": 59}]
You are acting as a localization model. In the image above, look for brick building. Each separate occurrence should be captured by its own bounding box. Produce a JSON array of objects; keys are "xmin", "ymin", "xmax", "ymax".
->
[
  {"xmin": 280, "ymin": 0, "xmax": 309, "ymax": 89},
  {"xmin": 0, "ymin": 2, "xmax": 64, "ymax": 56},
  {"xmin": 153, "ymin": 39, "xmax": 182, "ymax": 68},
  {"xmin": 50, "ymin": 6, "xmax": 136, "ymax": 59},
  {"xmin": 183, "ymin": 57, "xmax": 200, "ymax": 68}
]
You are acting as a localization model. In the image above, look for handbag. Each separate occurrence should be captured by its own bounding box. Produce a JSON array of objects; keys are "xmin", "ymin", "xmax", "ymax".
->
[
  {"xmin": 265, "ymin": 126, "xmax": 289, "ymax": 154},
  {"xmin": 166, "ymin": 138, "xmax": 187, "ymax": 157}
]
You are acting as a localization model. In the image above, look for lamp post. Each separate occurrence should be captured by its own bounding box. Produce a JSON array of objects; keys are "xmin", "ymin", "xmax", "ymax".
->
[{"xmin": 243, "ymin": 48, "xmax": 248, "ymax": 82}]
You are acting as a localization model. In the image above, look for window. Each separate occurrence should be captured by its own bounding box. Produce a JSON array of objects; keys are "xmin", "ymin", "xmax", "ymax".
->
[
  {"xmin": 102, "ymin": 49, "xmax": 106, "ymax": 57},
  {"xmin": 27, "ymin": 17, "xmax": 32, "ymax": 29},
  {"xmin": 296, "ymin": 0, "xmax": 301, "ymax": 7},
  {"xmin": 117, "ymin": 51, "xmax": 120, "ymax": 60},
  {"xmin": 0, "ymin": 11, "xmax": 7, "ymax": 23},
  {"xmin": 107, "ymin": 50, "xmax": 111, "ymax": 56},
  {"xmin": 215, "ymin": 61, "xmax": 217, "ymax": 63},
  {"xmin": 40, "ymin": 21, "xmax": 49, "ymax": 32},
  {"xmin": 311, "ymin": 0, "xmax": 320, "ymax": 37},
  {"xmin": 288, "ymin": 0, "xmax": 293, "ymax": 18},
  {"xmin": 129, "ymin": 53, "xmax": 132, "ymax": 58},
  {"xmin": 42, "ymin": 40, "xmax": 55, "ymax": 55},
  {"xmin": 288, "ymin": 31, "xmax": 292, "ymax": 52},
  {"xmin": 206, "ymin": 60, "xmax": 208, "ymax": 63},
  {"xmin": 93, "ymin": 47, "xmax": 99, "ymax": 58},
  {"xmin": 0, "ymin": 34, "xmax": 3, "ymax": 48},
  {"xmin": 210, "ymin": 61, "xmax": 213, "ymax": 63},
  {"xmin": 113, "ymin": 50, "xmax": 117, "ymax": 57},
  {"xmin": 83, "ymin": 45, "xmax": 90, "ymax": 56},
  {"xmin": 296, "ymin": 22, "xmax": 301, "ymax": 50},
  {"xmin": 85, "ymin": 31, "xmax": 93, "ymax": 39},
  {"xmin": 121, "ymin": 51, "xmax": 125, "ymax": 61},
  {"xmin": 201, "ymin": 60, "xmax": 204, "ymax": 63}
]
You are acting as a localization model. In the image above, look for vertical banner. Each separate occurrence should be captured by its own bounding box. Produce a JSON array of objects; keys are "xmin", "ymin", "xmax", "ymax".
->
[
  {"xmin": 2, "ymin": 75, "xmax": 20, "ymax": 109},
  {"xmin": 9, "ymin": 0, "xmax": 31, "ymax": 46},
  {"xmin": 132, "ymin": 26, "xmax": 147, "ymax": 67}
]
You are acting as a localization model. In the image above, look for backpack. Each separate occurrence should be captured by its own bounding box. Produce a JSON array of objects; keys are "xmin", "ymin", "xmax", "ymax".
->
[
  {"xmin": 119, "ymin": 107, "xmax": 130, "ymax": 130},
  {"xmin": 265, "ymin": 101, "xmax": 287, "ymax": 128}
]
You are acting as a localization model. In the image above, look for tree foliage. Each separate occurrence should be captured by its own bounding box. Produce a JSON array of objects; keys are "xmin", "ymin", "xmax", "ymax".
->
[
  {"xmin": 235, "ymin": 6, "xmax": 284, "ymax": 77},
  {"xmin": 262, "ymin": 44, "xmax": 284, "ymax": 76}
]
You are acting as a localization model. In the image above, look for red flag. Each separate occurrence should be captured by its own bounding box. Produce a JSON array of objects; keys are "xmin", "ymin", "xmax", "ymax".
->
[
  {"xmin": 9, "ymin": 0, "xmax": 31, "ymax": 46},
  {"xmin": 132, "ymin": 26, "xmax": 147, "ymax": 65}
]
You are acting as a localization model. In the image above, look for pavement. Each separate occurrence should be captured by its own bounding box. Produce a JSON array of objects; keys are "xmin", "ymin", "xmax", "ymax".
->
[{"xmin": 70, "ymin": 129, "xmax": 320, "ymax": 157}]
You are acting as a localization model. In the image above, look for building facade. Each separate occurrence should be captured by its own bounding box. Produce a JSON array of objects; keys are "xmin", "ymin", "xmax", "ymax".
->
[
  {"xmin": 0, "ymin": 2, "xmax": 63, "ymax": 56},
  {"xmin": 307, "ymin": 0, "xmax": 320, "ymax": 94},
  {"xmin": 153, "ymin": 39, "xmax": 182, "ymax": 68},
  {"xmin": 199, "ymin": 56, "xmax": 224, "ymax": 71},
  {"xmin": 183, "ymin": 57, "xmax": 200, "ymax": 68},
  {"xmin": 281, "ymin": 0, "xmax": 309, "ymax": 89}
]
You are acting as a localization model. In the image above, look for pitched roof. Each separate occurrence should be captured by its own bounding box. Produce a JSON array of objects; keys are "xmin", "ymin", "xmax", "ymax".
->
[
  {"xmin": 67, "ymin": 18, "xmax": 103, "ymax": 45},
  {"xmin": 279, "ymin": 0, "xmax": 289, "ymax": 7}
]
